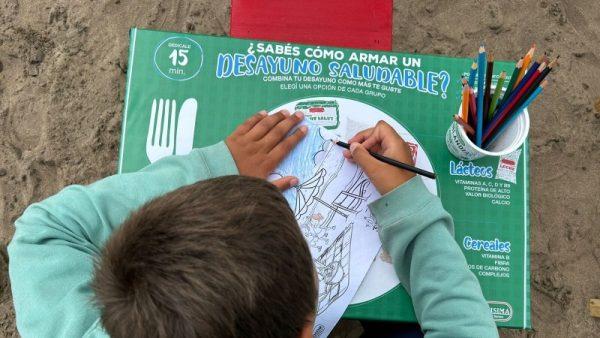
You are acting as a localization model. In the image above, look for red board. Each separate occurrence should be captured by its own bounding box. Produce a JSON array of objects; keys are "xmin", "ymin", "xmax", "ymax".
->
[{"xmin": 230, "ymin": 0, "xmax": 392, "ymax": 51}]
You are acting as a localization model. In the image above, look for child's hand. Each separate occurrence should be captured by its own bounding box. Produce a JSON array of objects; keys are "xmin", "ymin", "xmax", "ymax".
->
[
  {"xmin": 226, "ymin": 110, "xmax": 306, "ymax": 190},
  {"xmin": 343, "ymin": 120, "xmax": 416, "ymax": 195}
]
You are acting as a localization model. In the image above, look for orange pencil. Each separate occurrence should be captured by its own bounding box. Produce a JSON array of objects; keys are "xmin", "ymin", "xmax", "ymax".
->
[
  {"xmin": 468, "ymin": 87, "xmax": 477, "ymax": 128},
  {"xmin": 515, "ymin": 44, "xmax": 536, "ymax": 85},
  {"xmin": 462, "ymin": 85, "xmax": 470, "ymax": 122}
]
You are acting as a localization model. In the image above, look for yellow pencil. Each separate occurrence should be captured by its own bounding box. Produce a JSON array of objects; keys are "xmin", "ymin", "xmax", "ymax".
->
[{"xmin": 515, "ymin": 44, "xmax": 536, "ymax": 86}]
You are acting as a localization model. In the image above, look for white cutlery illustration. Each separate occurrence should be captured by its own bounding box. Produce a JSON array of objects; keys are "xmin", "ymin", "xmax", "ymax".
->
[
  {"xmin": 146, "ymin": 98, "xmax": 198, "ymax": 163},
  {"xmin": 175, "ymin": 98, "xmax": 197, "ymax": 155}
]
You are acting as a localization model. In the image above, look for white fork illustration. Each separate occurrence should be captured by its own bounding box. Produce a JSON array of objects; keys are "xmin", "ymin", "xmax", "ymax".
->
[{"xmin": 146, "ymin": 98, "xmax": 176, "ymax": 163}]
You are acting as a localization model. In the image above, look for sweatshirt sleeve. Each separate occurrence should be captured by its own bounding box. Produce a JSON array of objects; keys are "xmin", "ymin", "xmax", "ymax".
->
[
  {"xmin": 369, "ymin": 177, "xmax": 498, "ymax": 338},
  {"xmin": 8, "ymin": 142, "xmax": 238, "ymax": 338}
]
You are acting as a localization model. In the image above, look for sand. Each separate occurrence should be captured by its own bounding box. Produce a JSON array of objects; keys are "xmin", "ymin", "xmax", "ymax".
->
[{"xmin": 0, "ymin": 0, "xmax": 599, "ymax": 336}]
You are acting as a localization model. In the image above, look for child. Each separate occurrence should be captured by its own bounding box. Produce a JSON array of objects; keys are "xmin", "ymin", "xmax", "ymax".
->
[{"xmin": 8, "ymin": 110, "xmax": 498, "ymax": 337}]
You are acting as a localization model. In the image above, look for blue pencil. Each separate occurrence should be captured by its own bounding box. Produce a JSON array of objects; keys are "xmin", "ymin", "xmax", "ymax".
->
[
  {"xmin": 476, "ymin": 44, "xmax": 486, "ymax": 146},
  {"xmin": 483, "ymin": 81, "xmax": 546, "ymax": 148},
  {"xmin": 468, "ymin": 60, "xmax": 477, "ymax": 88}
]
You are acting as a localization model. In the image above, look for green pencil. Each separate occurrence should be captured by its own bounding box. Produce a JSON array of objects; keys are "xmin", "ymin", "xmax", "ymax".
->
[
  {"xmin": 499, "ymin": 58, "xmax": 522, "ymax": 108},
  {"xmin": 488, "ymin": 71, "xmax": 506, "ymax": 120}
]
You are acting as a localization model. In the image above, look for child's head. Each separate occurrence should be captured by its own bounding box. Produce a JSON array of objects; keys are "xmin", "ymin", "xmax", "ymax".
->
[{"xmin": 93, "ymin": 175, "xmax": 317, "ymax": 338}]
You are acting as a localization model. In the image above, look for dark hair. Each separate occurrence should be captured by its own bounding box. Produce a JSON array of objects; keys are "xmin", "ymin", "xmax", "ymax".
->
[{"xmin": 92, "ymin": 175, "xmax": 316, "ymax": 338}]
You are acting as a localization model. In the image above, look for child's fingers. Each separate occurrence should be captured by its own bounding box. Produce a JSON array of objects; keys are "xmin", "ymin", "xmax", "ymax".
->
[
  {"xmin": 271, "ymin": 176, "xmax": 299, "ymax": 191},
  {"xmin": 361, "ymin": 134, "xmax": 382, "ymax": 151},
  {"xmin": 376, "ymin": 120, "xmax": 396, "ymax": 133},
  {"xmin": 262, "ymin": 111, "xmax": 304, "ymax": 149},
  {"xmin": 269, "ymin": 126, "xmax": 307, "ymax": 165},
  {"xmin": 233, "ymin": 110, "xmax": 268, "ymax": 135},
  {"xmin": 348, "ymin": 127, "xmax": 374, "ymax": 144},
  {"xmin": 247, "ymin": 110, "xmax": 289, "ymax": 140},
  {"xmin": 349, "ymin": 142, "xmax": 381, "ymax": 178}
]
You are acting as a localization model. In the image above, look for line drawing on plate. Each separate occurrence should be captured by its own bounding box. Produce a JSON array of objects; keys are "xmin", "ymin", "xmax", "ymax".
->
[
  {"xmin": 295, "ymin": 144, "xmax": 344, "ymax": 250},
  {"xmin": 315, "ymin": 225, "xmax": 352, "ymax": 315},
  {"xmin": 296, "ymin": 145, "xmax": 372, "ymax": 251},
  {"xmin": 364, "ymin": 214, "xmax": 377, "ymax": 231},
  {"xmin": 330, "ymin": 167, "xmax": 372, "ymax": 216}
]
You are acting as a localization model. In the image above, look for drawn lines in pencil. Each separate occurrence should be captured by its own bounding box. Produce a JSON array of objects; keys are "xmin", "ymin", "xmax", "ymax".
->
[
  {"xmin": 296, "ymin": 143, "xmax": 372, "ymax": 251},
  {"xmin": 315, "ymin": 225, "xmax": 352, "ymax": 315}
]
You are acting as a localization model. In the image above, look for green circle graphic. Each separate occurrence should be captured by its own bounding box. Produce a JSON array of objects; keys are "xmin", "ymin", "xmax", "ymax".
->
[{"xmin": 154, "ymin": 37, "xmax": 203, "ymax": 81}]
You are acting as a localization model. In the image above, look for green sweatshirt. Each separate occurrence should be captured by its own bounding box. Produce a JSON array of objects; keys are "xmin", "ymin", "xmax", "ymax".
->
[{"xmin": 8, "ymin": 142, "xmax": 497, "ymax": 337}]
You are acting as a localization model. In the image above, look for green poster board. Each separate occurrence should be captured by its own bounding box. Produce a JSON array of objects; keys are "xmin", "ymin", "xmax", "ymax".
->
[{"xmin": 118, "ymin": 28, "xmax": 530, "ymax": 329}]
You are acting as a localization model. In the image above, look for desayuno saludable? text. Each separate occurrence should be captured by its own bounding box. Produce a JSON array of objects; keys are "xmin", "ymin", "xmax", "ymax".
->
[{"xmin": 215, "ymin": 43, "xmax": 452, "ymax": 99}]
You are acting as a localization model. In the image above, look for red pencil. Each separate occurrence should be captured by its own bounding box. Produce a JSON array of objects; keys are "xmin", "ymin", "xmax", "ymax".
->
[
  {"xmin": 453, "ymin": 114, "xmax": 475, "ymax": 135},
  {"xmin": 483, "ymin": 63, "xmax": 546, "ymax": 140}
]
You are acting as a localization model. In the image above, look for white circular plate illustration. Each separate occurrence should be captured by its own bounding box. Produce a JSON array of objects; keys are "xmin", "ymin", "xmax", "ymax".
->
[{"xmin": 271, "ymin": 97, "xmax": 438, "ymax": 304}]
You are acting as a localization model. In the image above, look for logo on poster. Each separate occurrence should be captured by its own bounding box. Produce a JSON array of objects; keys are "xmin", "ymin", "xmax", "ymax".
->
[
  {"xmin": 488, "ymin": 301, "xmax": 513, "ymax": 322},
  {"xmin": 154, "ymin": 37, "xmax": 204, "ymax": 81},
  {"xmin": 294, "ymin": 100, "xmax": 340, "ymax": 129}
]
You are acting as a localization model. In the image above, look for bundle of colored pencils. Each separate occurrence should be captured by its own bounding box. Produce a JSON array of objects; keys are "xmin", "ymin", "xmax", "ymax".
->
[{"xmin": 455, "ymin": 43, "xmax": 557, "ymax": 149}]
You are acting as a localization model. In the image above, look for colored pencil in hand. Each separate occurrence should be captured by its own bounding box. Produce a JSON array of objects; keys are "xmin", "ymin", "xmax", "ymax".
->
[
  {"xmin": 484, "ymin": 81, "xmax": 547, "ymax": 148},
  {"xmin": 468, "ymin": 60, "xmax": 478, "ymax": 88},
  {"xmin": 476, "ymin": 44, "xmax": 486, "ymax": 146},
  {"xmin": 333, "ymin": 141, "xmax": 436, "ymax": 179},
  {"xmin": 488, "ymin": 71, "xmax": 506, "ymax": 120}
]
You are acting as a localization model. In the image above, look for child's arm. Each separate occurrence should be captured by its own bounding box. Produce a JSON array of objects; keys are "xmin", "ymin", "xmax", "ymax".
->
[
  {"xmin": 346, "ymin": 121, "xmax": 498, "ymax": 337},
  {"xmin": 8, "ymin": 110, "xmax": 305, "ymax": 337}
]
